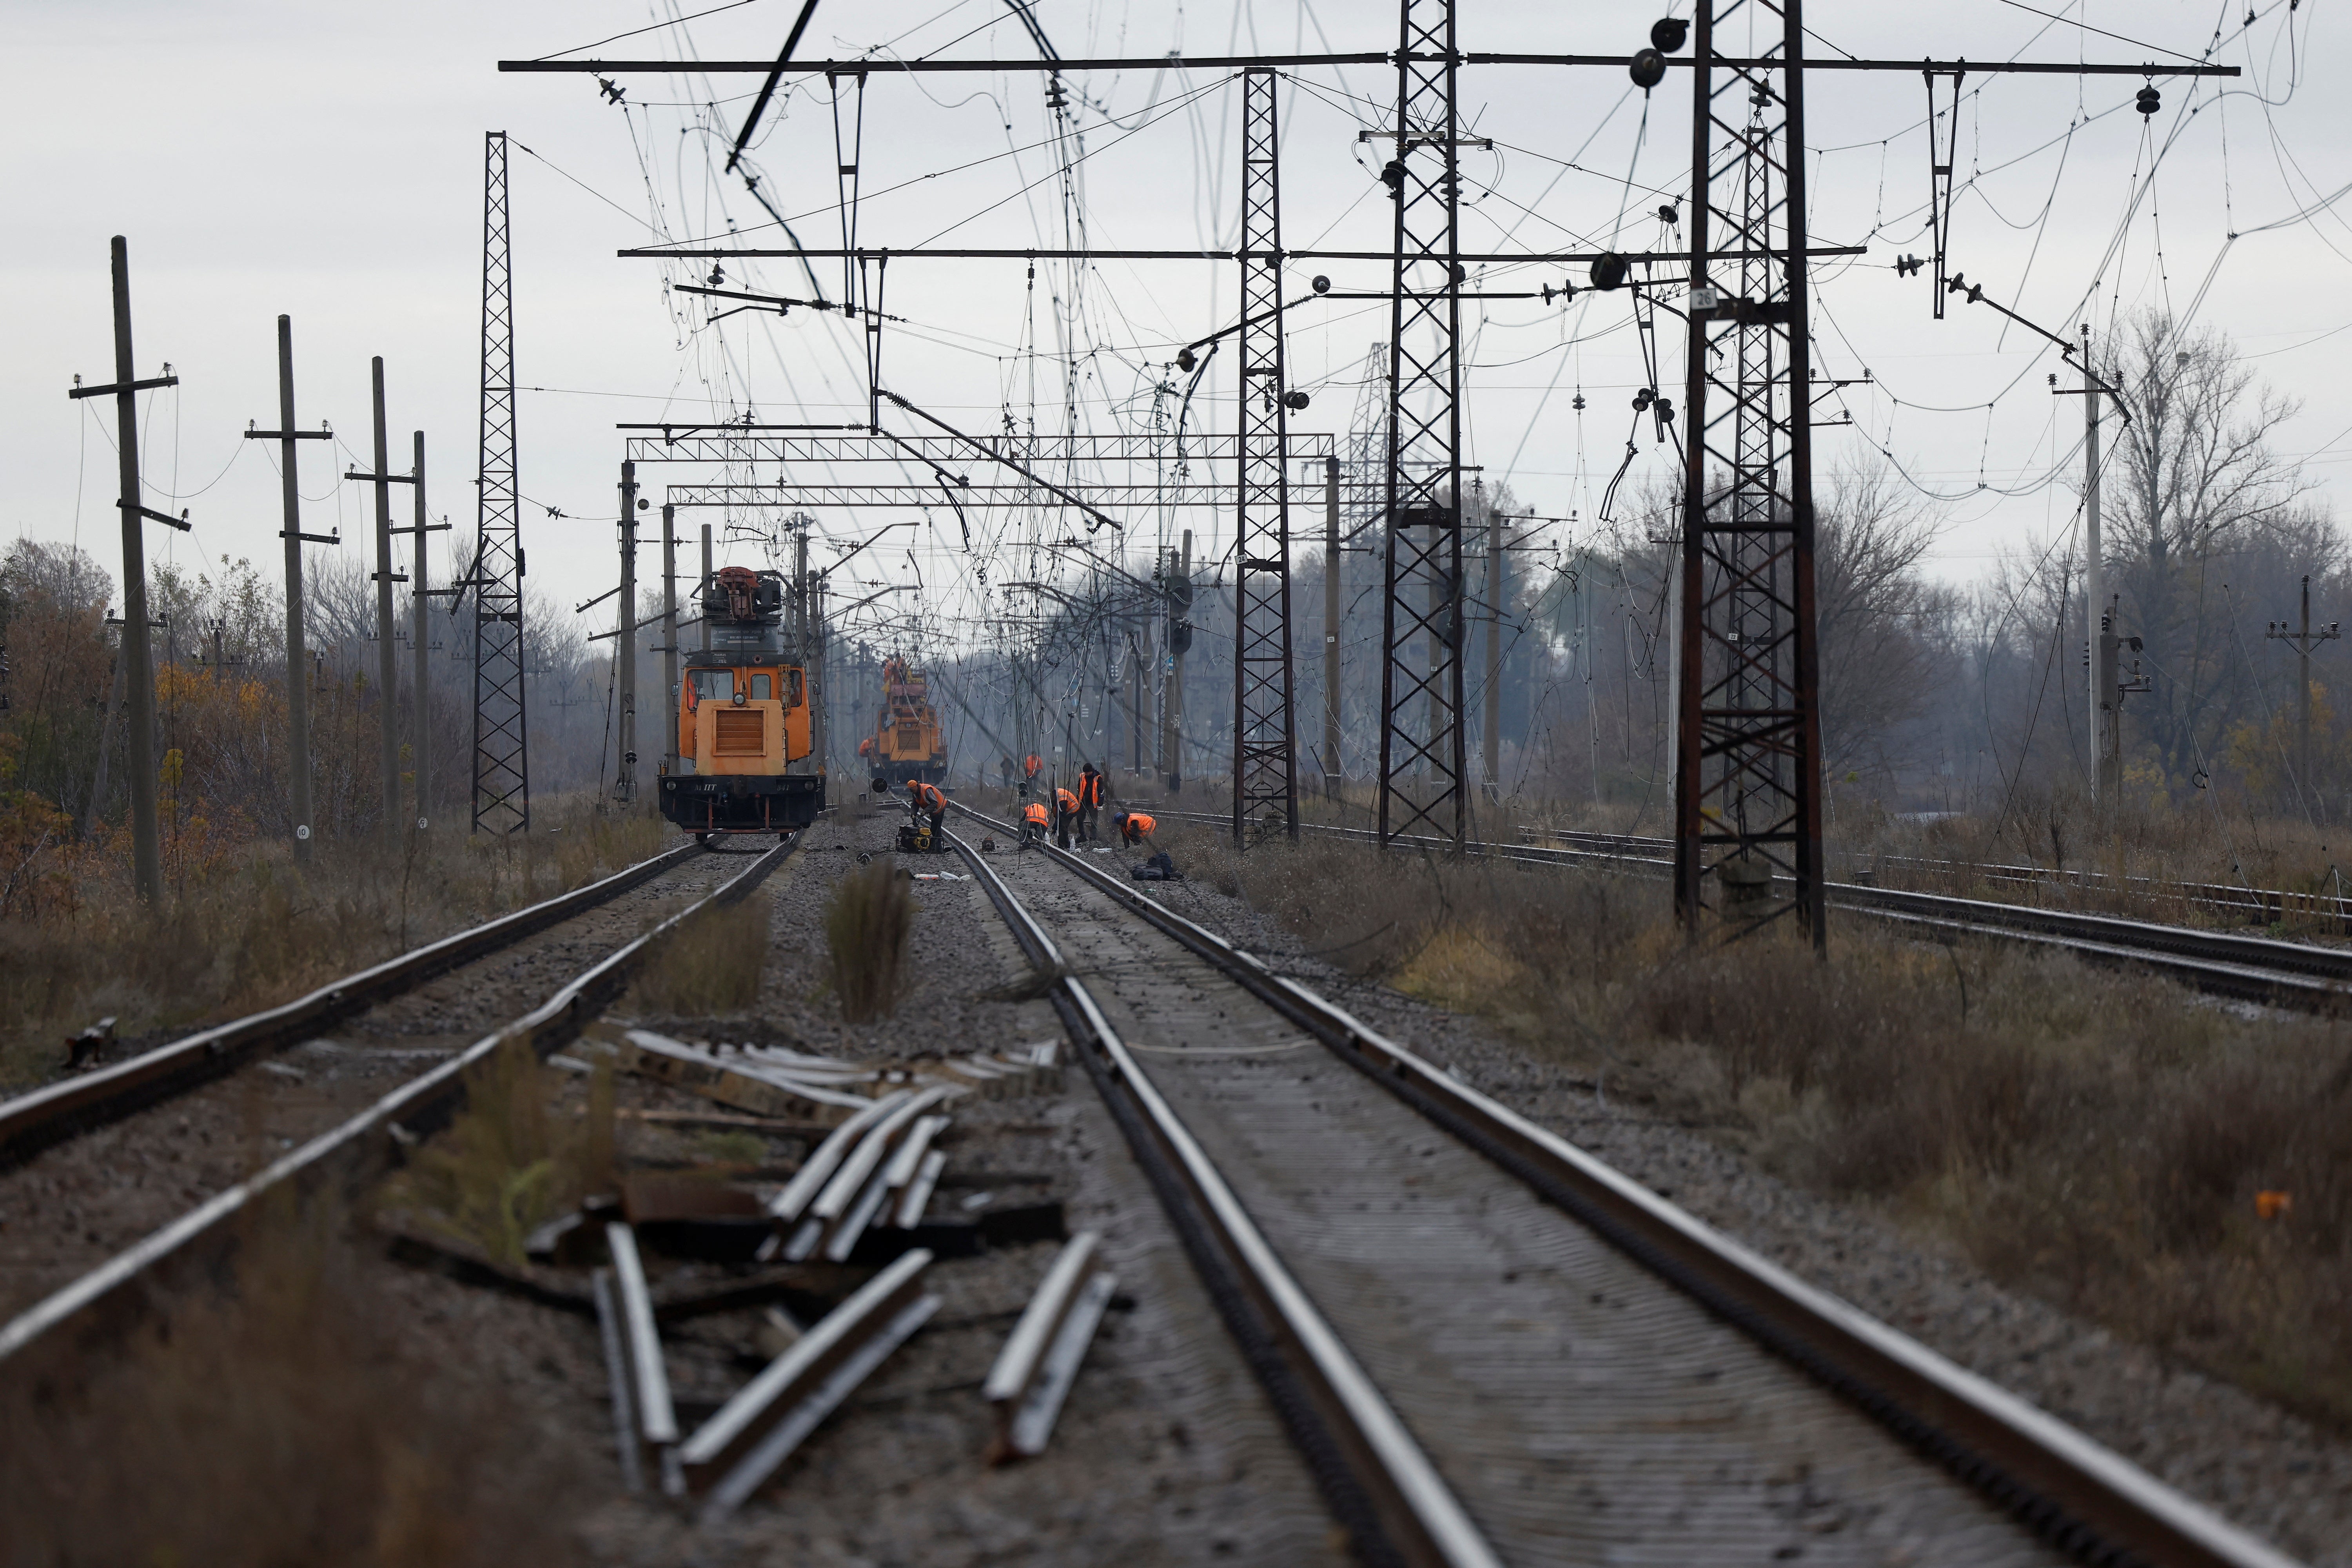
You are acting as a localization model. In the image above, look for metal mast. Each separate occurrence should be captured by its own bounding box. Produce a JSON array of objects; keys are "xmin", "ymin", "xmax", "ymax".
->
[
  {"xmin": 1231, "ymin": 66, "xmax": 1299, "ymax": 845},
  {"xmin": 471, "ymin": 130, "xmax": 530, "ymax": 835},
  {"xmin": 1376, "ymin": 0, "xmax": 1467, "ymax": 849},
  {"xmin": 1672, "ymin": 0, "xmax": 1826, "ymax": 945}
]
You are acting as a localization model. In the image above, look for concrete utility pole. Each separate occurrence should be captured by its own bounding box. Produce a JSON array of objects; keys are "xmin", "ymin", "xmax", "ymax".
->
[
  {"xmin": 2268, "ymin": 575, "xmax": 2340, "ymax": 806},
  {"xmin": 408, "ymin": 432, "xmax": 432, "ymax": 831},
  {"xmin": 1483, "ymin": 494, "xmax": 1504, "ymax": 800},
  {"xmin": 810, "ymin": 570, "xmax": 828, "ymax": 784},
  {"xmin": 1324, "ymin": 454, "xmax": 1341, "ymax": 798},
  {"xmin": 792, "ymin": 528, "xmax": 810, "ymax": 776},
  {"xmin": 68, "ymin": 237, "xmax": 187, "ymax": 903},
  {"xmin": 2081, "ymin": 325, "xmax": 2116, "ymax": 806},
  {"xmin": 616, "ymin": 460, "xmax": 639, "ymax": 804},
  {"xmin": 700, "ymin": 523, "xmax": 714, "ymax": 655},
  {"xmin": 368, "ymin": 360, "xmax": 400, "ymax": 842},
  {"xmin": 1165, "ymin": 529, "xmax": 1191, "ymax": 793},
  {"xmin": 243, "ymin": 314, "xmax": 334, "ymax": 863},
  {"xmin": 661, "ymin": 502, "xmax": 679, "ymax": 775}
]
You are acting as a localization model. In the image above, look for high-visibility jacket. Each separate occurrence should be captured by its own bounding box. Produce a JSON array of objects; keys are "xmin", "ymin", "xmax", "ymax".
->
[
  {"xmin": 1055, "ymin": 788, "xmax": 1078, "ymax": 814},
  {"xmin": 1123, "ymin": 812, "xmax": 1157, "ymax": 840},
  {"xmin": 857, "ymin": 737, "xmax": 872, "ymax": 757},
  {"xmin": 1077, "ymin": 771, "xmax": 1103, "ymax": 807},
  {"xmin": 1023, "ymin": 754, "xmax": 1042, "ymax": 777},
  {"xmin": 909, "ymin": 781, "xmax": 946, "ymax": 812},
  {"xmin": 1024, "ymin": 801, "xmax": 1051, "ymax": 826}
]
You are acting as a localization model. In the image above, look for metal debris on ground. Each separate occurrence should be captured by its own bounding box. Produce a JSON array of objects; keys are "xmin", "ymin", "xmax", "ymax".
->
[
  {"xmin": 679, "ymin": 1247, "xmax": 942, "ymax": 1524},
  {"xmin": 983, "ymin": 1230, "xmax": 1118, "ymax": 1463}
]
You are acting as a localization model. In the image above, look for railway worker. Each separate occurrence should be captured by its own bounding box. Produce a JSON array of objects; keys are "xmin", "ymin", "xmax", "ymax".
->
[
  {"xmin": 1111, "ymin": 808, "xmax": 1157, "ymax": 848},
  {"xmin": 906, "ymin": 779, "xmax": 948, "ymax": 843},
  {"xmin": 1000, "ymin": 755, "xmax": 1015, "ymax": 790},
  {"xmin": 1076, "ymin": 763, "xmax": 1105, "ymax": 842},
  {"xmin": 1020, "ymin": 798, "xmax": 1051, "ymax": 848},
  {"xmin": 1022, "ymin": 752, "xmax": 1042, "ymax": 797},
  {"xmin": 1054, "ymin": 784, "xmax": 1080, "ymax": 849}
]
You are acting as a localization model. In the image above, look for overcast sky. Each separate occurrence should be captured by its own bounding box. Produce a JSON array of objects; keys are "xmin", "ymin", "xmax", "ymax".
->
[{"xmin": 8, "ymin": 1, "xmax": 2347, "ymax": 651}]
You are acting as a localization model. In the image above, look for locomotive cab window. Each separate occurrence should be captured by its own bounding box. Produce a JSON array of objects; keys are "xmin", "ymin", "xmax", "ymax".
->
[
  {"xmin": 749, "ymin": 673, "xmax": 772, "ymax": 701},
  {"xmin": 688, "ymin": 669, "xmax": 734, "ymax": 702}
]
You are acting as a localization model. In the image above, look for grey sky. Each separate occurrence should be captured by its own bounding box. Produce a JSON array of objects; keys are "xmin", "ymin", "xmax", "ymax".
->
[{"xmin": 8, "ymin": 1, "xmax": 2347, "ymax": 649}]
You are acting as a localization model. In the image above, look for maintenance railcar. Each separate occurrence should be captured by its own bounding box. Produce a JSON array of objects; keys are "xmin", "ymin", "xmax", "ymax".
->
[
  {"xmin": 863, "ymin": 653, "xmax": 949, "ymax": 793},
  {"xmin": 659, "ymin": 566, "xmax": 825, "ymax": 838}
]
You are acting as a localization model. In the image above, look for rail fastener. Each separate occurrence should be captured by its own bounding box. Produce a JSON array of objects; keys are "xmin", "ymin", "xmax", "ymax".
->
[
  {"xmin": 679, "ymin": 1247, "xmax": 941, "ymax": 1524},
  {"xmin": 983, "ymin": 1230, "xmax": 1118, "ymax": 1463}
]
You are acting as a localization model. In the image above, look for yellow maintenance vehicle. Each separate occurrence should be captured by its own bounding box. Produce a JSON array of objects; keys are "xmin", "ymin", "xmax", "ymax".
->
[{"xmin": 863, "ymin": 653, "xmax": 949, "ymax": 793}]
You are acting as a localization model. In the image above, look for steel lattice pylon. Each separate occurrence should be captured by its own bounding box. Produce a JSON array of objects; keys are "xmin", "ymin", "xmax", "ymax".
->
[
  {"xmin": 1231, "ymin": 67, "xmax": 1298, "ymax": 845},
  {"xmin": 1377, "ymin": 0, "xmax": 1466, "ymax": 850},
  {"xmin": 1673, "ymin": 0, "xmax": 1826, "ymax": 945},
  {"xmin": 471, "ymin": 131, "xmax": 530, "ymax": 835}
]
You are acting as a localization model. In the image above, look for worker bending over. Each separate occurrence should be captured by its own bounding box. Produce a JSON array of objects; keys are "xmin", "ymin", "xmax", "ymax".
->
[
  {"xmin": 1054, "ymin": 785, "xmax": 1079, "ymax": 849},
  {"xmin": 1076, "ymin": 764, "xmax": 1104, "ymax": 843},
  {"xmin": 1020, "ymin": 799, "xmax": 1051, "ymax": 848},
  {"xmin": 1111, "ymin": 808, "xmax": 1156, "ymax": 848},
  {"xmin": 906, "ymin": 779, "xmax": 947, "ymax": 845}
]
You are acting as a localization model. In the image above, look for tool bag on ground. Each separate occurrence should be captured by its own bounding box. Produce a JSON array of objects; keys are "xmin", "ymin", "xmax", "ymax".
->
[{"xmin": 1131, "ymin": 851, "xmax": 1182, "ymax": 882}]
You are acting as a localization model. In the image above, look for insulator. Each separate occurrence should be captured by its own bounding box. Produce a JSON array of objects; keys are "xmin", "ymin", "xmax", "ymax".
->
[
  {"xmin": 1629, "ymin": 48, "xmax": 1667, "ymax": 90},
  {"xmin": 1589, "ymin": 252, "xmax": 1629, "ymax": 291},
  {"xmin": 1311, "ymin": 274, "xmax": 1331, "ymax": 294},
  {"xmin": 2136, "ymin": 85, "xmax": 2161, "ymax": 117}
]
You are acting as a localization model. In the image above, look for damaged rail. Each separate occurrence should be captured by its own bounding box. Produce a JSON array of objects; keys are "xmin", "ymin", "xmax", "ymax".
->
[
  {"xmin": 0, "ymin": 837, "xmax": 708, "ymax": 1170},
  {"xmin": 0, "ymin": 836, "xmax": 799, "ymax": 1377},
  {"xmin": 960, "ymin": 801, "xmax": 2302, "ymax": 1568}
]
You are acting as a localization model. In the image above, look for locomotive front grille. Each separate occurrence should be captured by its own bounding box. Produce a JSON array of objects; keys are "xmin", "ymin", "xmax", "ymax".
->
[{"xmin": 714, "ymin": 708, "xmax": 767, "ymax": 756}]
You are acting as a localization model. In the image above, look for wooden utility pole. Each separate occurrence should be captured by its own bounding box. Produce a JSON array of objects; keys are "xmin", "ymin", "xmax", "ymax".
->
[
  {"xmin": 2268, "ymin": 575, "xmax": 2340, "ymax": 805},
  {"xmin": 661, "ymin": 502, "xmax": 679, "ymax": 775},
  {"xmin": 243, "ymin": 314, "xmax": 334, "ymax": 862},
  {"xmin": 68, "ymin": 237, "xmax": 187, "ymax": 904},
  {"xmin": 616, "ymin": 460, "xmax": 639, "ymax": 804},
  {"xmin": 1324, "ymin": 454, "xmax": 1341, "ymax": 798},
  {"xmin": 2082, "ymin": 325, "xmax": 2116, "ymax": 806},
  {"xmin": 1164, "ymin": 529, "xmax": 1191, "ymax": 793}
]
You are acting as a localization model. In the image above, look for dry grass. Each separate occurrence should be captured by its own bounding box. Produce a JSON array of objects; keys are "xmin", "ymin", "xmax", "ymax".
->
[
  {"xmin": 826, "ymin": 861, "xmax": 914, "ymax": 1023},
  {"xmin": 0, "ymin": 798, "xmax": 666, "ymax": 1091},
  {"xmin": 377, "ymin": 1040, "xmax": 615, "ymax": 1268},
  {"xmin": 632, "ymin": 892, "xmax": 771, "ymax": 1016},
  {"xmin": 1181, "ymin": 819, "xmax": 2352, "ymax": 1429},
  {"xmin": 0, "ymin": 1195, "xmax": 577, "ymax": 1566}
]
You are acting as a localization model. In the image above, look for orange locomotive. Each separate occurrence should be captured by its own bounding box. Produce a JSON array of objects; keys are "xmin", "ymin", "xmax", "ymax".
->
[
  {"xmin": 659, "ymin": 566, "xmax": 825, "ymax": 839},
  {"xmin": 866, "ymin": 653, "xmax": 949, "ymax": 793}
]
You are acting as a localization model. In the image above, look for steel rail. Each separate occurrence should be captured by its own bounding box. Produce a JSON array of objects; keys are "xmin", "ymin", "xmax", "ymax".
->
[
  {"xmin": 943, "ymin": 823, "xmax": 1500, "ymax": 1568},
  {"xmin": 1161, "ymin": 811, "xmax": 2352, "ymax": 1008},
  {"xmin": 0, "ymin": 838, "xmax": 710, "ymax": 1171},
  {"xmin": 956, "ymin": 801, "xmax": 2302, "ymax": 1568},
  {"xmin": 0, "ymin": 837, "xmax": 799, "ymax": 1375}
]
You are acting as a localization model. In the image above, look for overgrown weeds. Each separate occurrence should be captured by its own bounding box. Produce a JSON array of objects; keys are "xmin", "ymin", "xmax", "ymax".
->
[
  {"xmin": 0, "ymin": 1194, "xmax": 577, "ymax": 1566},
  {"xmin": 826, "ymin": 862, "xmax": 913, "ymax": 1022},
  {"xmin": 633, "ymin": 893, "xmax": 771, "ymax": 1015},
  {"xmin": 1185, "ymin": 822, "xmax": 2352, "ymax": 1429},
  {"xmin": 378, "ymin": 1039, "xmax": 614, "ymax": 1268}
]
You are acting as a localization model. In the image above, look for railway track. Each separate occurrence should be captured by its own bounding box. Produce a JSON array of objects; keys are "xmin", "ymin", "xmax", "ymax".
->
[
  {"xmin": 1158, "ymin": 812, "xmax": 2352, "ymax": 1011},
  {"xmin": 952, "ymin": 803, "xmax": 2299, "ymax": 1567},
  {"xmin": 0, "ymin": 832, "xmax": 798, "ymax": 1373}
]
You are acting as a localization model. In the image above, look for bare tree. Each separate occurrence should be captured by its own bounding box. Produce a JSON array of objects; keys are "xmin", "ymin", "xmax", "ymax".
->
[
  {"xmin": 1813, "ymin": 460, "xmax": 1944, "ymax": 789},
  {"xmin": 2104, "ymin": 308, "xmax": 2313, "ymax": 788}
]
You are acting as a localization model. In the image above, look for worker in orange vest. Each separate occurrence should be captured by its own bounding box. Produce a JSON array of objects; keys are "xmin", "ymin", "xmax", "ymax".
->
[
  {"xmin": 1112, "ymin": 809, "xmax": 1157, "ymax": 848},
  {"xmin": 1054, "ymin": 784, "xmax": 1079, "ymax": 849},
  {"xmin": 1022, "ymin": 753, "xmax": 1042, "ymax": 798},
  {"xmin": 1020, "ymin": 798, "xmax": 1050, "ymax": 848},
  {"xmin": 1075, "ymin": 763, "xmax": 1104, "ymax": 843},
  {"xmin": 907, "ymin": 779, "xmax": 947, "ymax": 844}
]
